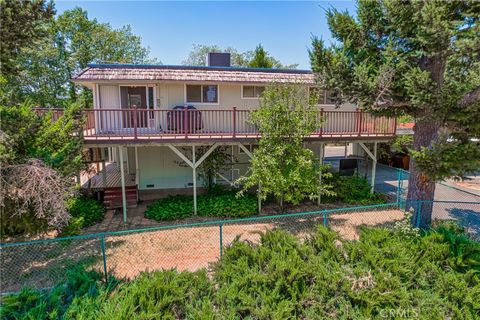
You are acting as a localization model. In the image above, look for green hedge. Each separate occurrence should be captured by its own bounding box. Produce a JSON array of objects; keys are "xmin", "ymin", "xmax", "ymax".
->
[
  {"xmin": 66, "ymin": 196, "xmax": 105, "ymax": 227},
  {"xmin": 145, "ymin": 192, "xmax": 257, "ymax": 221},
  {"xmin": 4, "ymin": 223, "xmax": 479, "ymax": 319},
  {"xmin": 324, "ymin": 174, "xmax": 387, "ymax": 205},
  {"xmin": 60, "ymin": 196, "xmax": 105, "ymax": 237}
]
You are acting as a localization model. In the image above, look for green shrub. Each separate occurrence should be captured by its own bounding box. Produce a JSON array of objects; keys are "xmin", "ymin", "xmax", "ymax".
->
[
  {"xmin": 324, "ymin": 174, "xmax": 387, "ymax": 205},
  {"xmin": 58, "ymin": 216, "xmax": 84, "ymax": 237},
  {"xmin": 145, "ymin": 191, "xmax": 257, "ymax": 221},
  {"xmin": 66, "ymin": 196, "xmax": 105, "ymax": 228},
  {"xmin": 0, "ymin": 265, "xmax": 107, "ymax": 320},
  {"xmin": 4, "ymin": 224, "xmax": 479, "ymax": 319},
  {"xmin": 67, "ymin": 270, "xmax": 214, "ymax": 320}
]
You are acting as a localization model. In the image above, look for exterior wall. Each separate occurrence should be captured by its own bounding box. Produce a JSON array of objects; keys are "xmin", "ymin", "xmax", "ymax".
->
[
  {"xmin": 137, "ymin": 146, "xmax": 199, "ymax": 190},
  {"xmin": 134, "ymin": 142, "xmax": 326, "ymax": 192},
  {"xmin": 96, "ymin": 82, "xmax": 356, "ymax": 111},
  {"xmin": 94, "ymin": 82, "xmax": 358, "ymax": 134},
  {"xmin": 135, "ymin": 144, "xmax": 256, "ymax": 191}
]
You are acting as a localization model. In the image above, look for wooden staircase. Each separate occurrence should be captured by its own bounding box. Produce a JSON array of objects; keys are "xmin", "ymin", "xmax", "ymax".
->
[{"xmin": 104, "ymin": 186, "xmax": 138, "ymax": 209}]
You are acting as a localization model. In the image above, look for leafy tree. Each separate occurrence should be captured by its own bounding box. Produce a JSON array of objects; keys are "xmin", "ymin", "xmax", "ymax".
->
[
  {"xmin": 182, "ymin": 44, "xmax": 249, "ymax": 67},
  {"xmin": 2, "ymin": 6, "xmax": 159, "ymax": 107},
  {"xmin": 238, "ymin": 85, "xmax": 333, "ymax": 209},
  {"xmin": 0, "ymin": 0, "xmax": 55, "ymax": 76},
  {"xmin": 0, "ymin": 103, "xmax": 85, "ymax": 235},
  {"xmin": 309, "ymin": 0, "xmax": 480, "ymax": 227}
]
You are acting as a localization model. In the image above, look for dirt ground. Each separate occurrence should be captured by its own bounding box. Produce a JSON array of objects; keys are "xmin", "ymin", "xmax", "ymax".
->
[
  {"xmin": 1, "ymin": 208, "xmax": 404, "ymax": 293},
  {"xmin": 103, "ymin": 209, "xmax": 404, "ymax": 279}
]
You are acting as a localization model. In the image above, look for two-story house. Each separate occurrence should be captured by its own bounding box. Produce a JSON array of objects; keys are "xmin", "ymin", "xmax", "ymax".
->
[{"xmin": 65, "ymin": 53, "xmax": 395, "ymax": 222}]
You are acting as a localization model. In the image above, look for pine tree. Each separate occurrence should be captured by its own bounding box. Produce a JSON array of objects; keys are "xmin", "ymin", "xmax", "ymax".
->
[{"xmin": 309, "ymin": 0, "xmax": 480, "ymax": 227}]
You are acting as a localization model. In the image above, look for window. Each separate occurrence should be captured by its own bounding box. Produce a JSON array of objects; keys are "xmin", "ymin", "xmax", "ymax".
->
[
  {"xmin": 242, "ymin": 85, "xmax": 265, "ymax": 98},
  {"xmin": 186, "ymin": 84, "xmax": 218, "ymax": 103},
  {"xmin": 309, "ymin": 87, "xmax": 334, "ymax": 105}
]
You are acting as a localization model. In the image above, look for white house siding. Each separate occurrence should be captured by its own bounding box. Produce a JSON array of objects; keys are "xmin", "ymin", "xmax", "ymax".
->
[
  {"xmin": 94, "ymin": 82, "xmax": 357, "ymax": 135},
  {"xmin": 137, "ymin": 146, "xmax": 199, "ymax": 190},
  {"xmin": 134, "ymin": 144, "xmax": 258, "ymax": 191},
  {"xmin": 129, "ymin": 142, "xmax": 327, "ymax": 194}
]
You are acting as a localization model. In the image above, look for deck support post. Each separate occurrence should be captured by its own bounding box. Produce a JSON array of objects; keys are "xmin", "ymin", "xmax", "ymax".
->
[
  {"xmin": 192, "ymin": 145, "xmax": 197, "ymax": 215},
  {"xmin": 372, "ymin": 142, "xmax": 377, "ymax": 194},
  {"xmin": 118, "ymin": 146, "xmax": 127, "ymax": 223},
  {"xmin": 134, "ymin": 146, "xmax": 139, "ymax": 186},
  {"xmin": 344, "ymin": 143, "xmax": 348, "ymax": 158},
  {"xmin": 167, "ymin": 143, "xmax": 219, "ymax": 216},
  {"xmin": 318, "ymin": 142, "xmax": 324, "ymax": 206},
  {"xmin": 102, "ymin": 147, "xmax": 107, "ymax": 188},
  {"xmin": 359, "ymin": 142, "xmax": 377, "ymax": 194},
  {"xmin": 134, "ymin": 146, "xmax": 139, "ymax": 201}
]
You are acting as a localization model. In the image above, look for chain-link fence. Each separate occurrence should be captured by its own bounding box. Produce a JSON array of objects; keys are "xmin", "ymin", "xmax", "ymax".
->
[
  {"xmin": 1, "ymin": 201, "xmax": 479, "ymax": 295},
  {"xmin": 356, "ymin": 160, "xmax": 480, "ymax": 204}
]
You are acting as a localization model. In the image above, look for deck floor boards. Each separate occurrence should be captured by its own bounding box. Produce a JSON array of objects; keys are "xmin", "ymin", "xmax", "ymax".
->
[{"xmin": 81, "ymin": 163, "xmax": 136, "ymax": 190}]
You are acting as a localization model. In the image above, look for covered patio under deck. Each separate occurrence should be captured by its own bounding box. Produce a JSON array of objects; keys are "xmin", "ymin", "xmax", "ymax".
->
[{"xmin": 82, "ymin": 140, "xmax": 383, "ymax": 224}]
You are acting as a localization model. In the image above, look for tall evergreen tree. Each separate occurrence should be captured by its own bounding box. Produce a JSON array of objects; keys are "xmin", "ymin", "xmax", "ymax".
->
[
  {"xmin": 309, "ymin": 0, "xmax": 480, "ymax": 227},
  {"xmin": 248, "ymin": 44, "xmax": 274, "ymax": 68}
]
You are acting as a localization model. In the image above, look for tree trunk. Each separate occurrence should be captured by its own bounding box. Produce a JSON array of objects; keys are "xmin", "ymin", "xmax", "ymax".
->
[{"xmin": 406, "ymin": 120, "xmax": 440, "ymax": 228}]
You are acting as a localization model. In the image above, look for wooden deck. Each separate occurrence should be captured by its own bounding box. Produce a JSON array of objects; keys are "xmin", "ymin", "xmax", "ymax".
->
[
  {"xmin": 35, "ymin": 108, "xmax": 397, "ymax": 145},
  {"xmin": 81, "ymin": 163, "xmax": 136, "ymax": 190}
]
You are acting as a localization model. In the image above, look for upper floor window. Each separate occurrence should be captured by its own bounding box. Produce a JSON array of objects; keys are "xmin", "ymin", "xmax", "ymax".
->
[
  {"xmin": 186, "ymin": 84, "xmax": 218, "ymax": 103},
  {"xmin": 309, "ymin": 87, "xmax": 334, "ymax": 105},
  {"xmin": 242, "ymin": 85, "xmax": 265, "ymax": 98}
]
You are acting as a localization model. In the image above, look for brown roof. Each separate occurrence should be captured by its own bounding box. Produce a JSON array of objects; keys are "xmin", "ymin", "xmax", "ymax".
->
[{"xmin": 72, "ymin": 64, "xmax": 315, "ymax": 84}]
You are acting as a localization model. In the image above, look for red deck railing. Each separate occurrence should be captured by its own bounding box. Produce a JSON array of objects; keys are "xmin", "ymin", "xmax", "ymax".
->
[{"xmin": 34, "ymin": 107, "xmax": 396, "ymax": 142}]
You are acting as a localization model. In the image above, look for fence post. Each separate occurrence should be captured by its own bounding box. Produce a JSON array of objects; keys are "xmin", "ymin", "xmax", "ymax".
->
[
  {"xmin": 416, "ymin": 201, "xmax": 422, "ymax": 228},
  {"xmin": 232, "ymin": 107, "xmax": 237, "ymax": 138},
  {"xmin": 219, "ymin": 223, "xmax": 223, "ymax": 257},
  {"xmin": 396, "ymin": 169, "xmax": 402, "ymax": 207},
  {"xmin": 100, "ymin": 235, "xmax": 108, "ymax": 284},
  {"xmin": 323, "ymin": 210, "xmax": 328, "ymax": 227}
]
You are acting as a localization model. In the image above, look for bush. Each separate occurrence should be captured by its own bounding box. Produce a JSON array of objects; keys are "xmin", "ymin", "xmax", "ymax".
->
[
  {"xmin": 0, "ymin": 265, "xmax": 108, "ymax": 320},
  {"xmin": 67, "ymin": 270, "xmax": 214, "ymax": 319},
  {"xmin": 66, "ymin": 196, "xmax": 105, "ymax": 227},
  {"xmin": 145, "ymin": 191, "xmax": 257, "ymax": 221},
  {"xmin": 9, "ymin": 224, "xmax": 478, "ymax": 319},
  {"xmin": 324, "ymin": 174, "xmax": 387, "ymax": 205}
]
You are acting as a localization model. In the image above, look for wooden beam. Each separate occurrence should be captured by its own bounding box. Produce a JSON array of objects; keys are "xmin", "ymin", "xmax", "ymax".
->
[
  {"xmin": 237, "ymin": 142, "xmax": 253, "ymax": 159},
  {"xmin": 118, "ymin": 146, "xmax": 127, "ymax": 223},
  {"xmin": 359, "ymin": 142, "xmax": 376, "ymax": 161},
  {"xmin": 216, "ymin": 172, "xmax": 236, "ymax": 187},
  {"xmin": 192, "ymin": 146, "xmax": 197, "ymax": 215},
  {"xmin": 167, "ymin": 144, "xmax": 193, "ymax": 168},
  {"xmin": 134, "ymin": 146, "xmax": 139, "ymax": 186},
  {"xmin": 371, "ymin": 142, "xmax": 377, "ymax": 194},
  {"xmin": 194, "ymin": 143, "xmax": 218, "ymax": 168}
]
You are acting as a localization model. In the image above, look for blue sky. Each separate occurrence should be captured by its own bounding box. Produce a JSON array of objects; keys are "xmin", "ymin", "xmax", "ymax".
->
[{"xmin": 56, "ymin": 1, "xmax": 356, "ymax": 69}]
